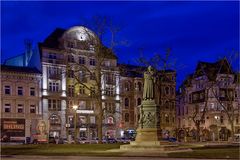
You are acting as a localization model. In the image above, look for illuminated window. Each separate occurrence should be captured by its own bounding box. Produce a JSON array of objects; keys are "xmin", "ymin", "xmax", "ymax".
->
[
  {"xmin": 4, "ymin": 104, "xmax": 11, "ymax": 112},
  {"xmin": 30, "ymin": 105, "xmax": 36, "ymax": 113},
  {"xmin": 49, "ymin": 82, "xmax": 59, "ymax": 92},
  {"xmin": 17, "ymin": 104, "xmax": 24, "ymax": 113},
  {"xmin": 48, "ymin": 99, "xmax": 61, "ymax": 111},
  {"xmin": 50, "ymin": 114, "xmax": 61, "ymax": 124}
]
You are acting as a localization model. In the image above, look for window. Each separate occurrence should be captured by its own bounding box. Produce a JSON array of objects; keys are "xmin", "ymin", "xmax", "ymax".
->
[
  {"xmin": 68, "ymin": 70, "xmax": 74, "ymax": 78},
  {"xmin": 79, "ymin": 56, "xmax": 85, "ymax": 64},
  {"xmin": 90, "ymin": 58, "xmax": 96, "ymax": 66},
  {"xmin": 106, "ymin": 87, "xmax": 114, "ymax": 96},
  {"xmin": 48, "ymin": 53, "xmax": 57, "ymax": 59},
  {"xmin": 68, "ymin": 55, "xmax": 74, "ymax": 62},
  {"xmin": 50, "ymin": 114, "xmax": 61, "ymax": 125},
  {"xmin": 4, "ymin": 104, "xmax": 11, "ymax": 112},
  {"xmin": 90, "ymin": 72, "xmax": 95, "ymax": 80},
  {"xmin": 137, "ymin": 98, "xmax": 141, "ymax": 106},
  {"xmin": 105, "ymin": 73, "xmax": 114, "ymax": 84},
  {"xmin": 30, "ymin": 105, "xmax": 36, "ymax": 113},
  {"xmin": 4, "ymin": 86, "xmax": 11, "ymax": 95},
  {"xmin": 17, "ymin": 104, "xmax": 24, "ymax": 113},
  {"xmin": 79, "ymin": 86, "xmax": 85, "ymax": 94},
  {"xmin": 236, "ymin": 117, "xmax": 239, "ymax": 124},
  {"xmin": 79, "ymin": 71, "xmax": 86, "ymax": 82},
  {"xmin": 30, "ymin": 87, "xmax": 35, "ymax": 96},
  {"xmin": 125, "ymin": 82, "xmax": 130, "ymax": 91},
  {"xmin": 125, "ymin": 113, "xmax": 129, "ymax": 122},
  {"xmin": 49, "ymin": 82, "xmax": 59, "ymax": 92},
  {"xmin": 17, "ymin": 87, "xmax": 23, "ymax": 96},
  {"xmin": 125, "ymin": 98, "xmax": 129, "ymax": 108},
  {"xmin": 48, "ymin": 99, "xmax": 61, "ymax": 111},
  {"xmin": 68, "ymin": 85, "xmax": 74, "ymax": 97}
]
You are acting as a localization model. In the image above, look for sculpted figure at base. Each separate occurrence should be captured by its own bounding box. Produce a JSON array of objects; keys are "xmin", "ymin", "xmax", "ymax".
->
[{"xmin": 143, "ymin": 66, "xmax": 155, "ymax": 100}]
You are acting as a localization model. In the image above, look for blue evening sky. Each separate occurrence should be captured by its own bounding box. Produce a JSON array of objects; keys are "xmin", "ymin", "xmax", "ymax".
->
[{"xmin": 1, "ymin": 1, "xmax": 239, "ymax": 86}]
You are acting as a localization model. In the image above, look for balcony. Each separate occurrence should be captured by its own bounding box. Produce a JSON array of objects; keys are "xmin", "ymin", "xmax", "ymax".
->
[{"xmin": 42, "ymin": 57, "xmax": 65, "ymax": 64}]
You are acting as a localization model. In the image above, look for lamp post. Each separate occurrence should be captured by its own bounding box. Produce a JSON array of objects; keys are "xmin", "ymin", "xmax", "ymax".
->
[
  {"xmin": 73, "ymin": 105, "xmax": 78, "ymax": 144},
  {"xmin": 214, "ymin": 115, "xmax": 220, "ymax": 142}
]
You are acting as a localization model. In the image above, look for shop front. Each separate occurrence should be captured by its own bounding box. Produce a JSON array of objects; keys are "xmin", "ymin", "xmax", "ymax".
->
[{"xmin": 1, "ymin": 118, "xmax": 25, "ymax": 142}]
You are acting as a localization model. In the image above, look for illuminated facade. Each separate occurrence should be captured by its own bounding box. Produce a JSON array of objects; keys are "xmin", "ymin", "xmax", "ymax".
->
[
  {"xmin": 177, "ymin": 59, "xmax": 240, "ymax": 141},
  {"xmin": 1, "ymin": 65, "xmax": 42, "ymax": 142},
  {"xmin": 39, "ymin": 26, "xmax": 121, "ymax": 139},
  {"xmin": 119, "ymin": 64, "xmax": 177, "ymax": 138}
]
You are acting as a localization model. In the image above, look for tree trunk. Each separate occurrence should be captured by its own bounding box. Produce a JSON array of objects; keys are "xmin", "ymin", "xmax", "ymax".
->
[
  {"xmin": 196, "ymin": 123, "xmax": 201, "ymax": 142},
  {"xmin": 230, "ymin": 121, "xmax": 234, "ymax": 142}
]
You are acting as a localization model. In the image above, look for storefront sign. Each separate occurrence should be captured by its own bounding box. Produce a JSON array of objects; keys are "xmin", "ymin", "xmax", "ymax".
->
[{"xmin": 1, "ymin": 119, "xmax": 25, "ymax": 142}]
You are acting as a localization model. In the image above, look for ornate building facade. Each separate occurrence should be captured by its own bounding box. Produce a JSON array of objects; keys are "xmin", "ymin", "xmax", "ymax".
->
[
  {"xmin": 177, "ymin": 59, "xmax": 240, "ymax": 141},
  {"xmin": 119, "ymin": 64, "xmax": 177, "ymax": 138},
  {"xmin": 1, "ymin": 65, "xmax": 42, "ymax": 142},
  {"xmin": 39, "ymin": 26, "xmax": 121, "ymax": 140}
]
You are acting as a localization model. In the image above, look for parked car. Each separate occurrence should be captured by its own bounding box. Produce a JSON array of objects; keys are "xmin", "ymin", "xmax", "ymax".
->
[
  {"xmin": 162, "ymin": 137, "xmax": 177, "ymax": 142},
  {"xmin": 106, "ymin": 138, "xmax": 117, "ymax": 143},
  {"xmin": 116, "ymin": 137, "xmax": 131, "ymax": 143},
  {"xmin": 78, "ymin": 137, "xmax": 90, "ymax": 144}
]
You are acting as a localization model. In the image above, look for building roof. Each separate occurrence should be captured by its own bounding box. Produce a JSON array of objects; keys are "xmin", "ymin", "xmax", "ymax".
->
[
  {"xmin": 39, "ymin": 27, "xmax": 117, "ymax": 59},
  {"xmin": 194, "ymin": 58, "xmax": 233, "ymax": 81},
  {"xmin": 118, "ymin": 64, "xmax": 145, "ymax": 78},
  {"xmin": 1, "ymin": 65, "xmax": 41, "ymax": 74}
]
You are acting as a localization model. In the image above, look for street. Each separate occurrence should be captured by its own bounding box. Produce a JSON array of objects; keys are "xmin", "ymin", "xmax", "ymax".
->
[{"xmin": 1, "ymin": 156, "xmax": 232, "ymax": 160}]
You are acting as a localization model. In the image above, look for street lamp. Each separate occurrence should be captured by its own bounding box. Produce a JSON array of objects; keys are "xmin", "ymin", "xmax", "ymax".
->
[
  {"xmin": 214, "ymin": 115, "xmax": 220, "ymax": 142},
  {"xmin": 73, "ymin": 105, "xmax": 78, "ymax": 144}
]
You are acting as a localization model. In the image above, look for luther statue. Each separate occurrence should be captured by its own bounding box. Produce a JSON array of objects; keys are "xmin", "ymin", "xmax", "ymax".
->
[{"xmin": 143, "ymin": 66, "xmax": 155, "ymax": 100}]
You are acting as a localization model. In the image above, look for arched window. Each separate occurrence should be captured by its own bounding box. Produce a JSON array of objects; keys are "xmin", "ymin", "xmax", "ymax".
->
[
  {"xmin": 125, "ymin": 82, "xmax": 130, "ymax": 91},
  {"xmin": 125, "ymin": 113, "xmax": 129, "ymax": 122},
  {"xmin": 50, "ymin": 114, "xmax": 61, "ymax": 125},
  {"xmin": 137, "ymin": 98, "xmax": 142, "ymax": 106},
  {"xmin": 125, "ymin": 98, "xmax": 129, "ymax": 108},
  {"xmin": 138, "ymin": 82, "xmax": 142, "ymax": 91}
]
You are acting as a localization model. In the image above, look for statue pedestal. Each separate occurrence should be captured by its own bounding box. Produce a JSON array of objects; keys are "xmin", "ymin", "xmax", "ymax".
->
[{"xmin": 120, "ymin": 100, "xmax": 189, "ymax": 153}]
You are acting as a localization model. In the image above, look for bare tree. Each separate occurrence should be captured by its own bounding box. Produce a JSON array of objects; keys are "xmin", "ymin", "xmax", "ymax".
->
[
  {"xmin": 209, "ymin": 55, "xmax": 239, "ymax": 141},
  {"xmin": 64, "ymin": 16, "xmax": 121, "ymax": 143}
]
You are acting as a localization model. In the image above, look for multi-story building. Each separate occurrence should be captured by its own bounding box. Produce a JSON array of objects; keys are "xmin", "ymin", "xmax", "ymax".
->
[
  {"xmin": 1, "ymin": 65, "xmax": 42, "ymax": 142},
  {"xmin": 119, "ymin": 64, "xmax": 176, "ymax": 138},
  {"xmin": 119, "ymin": 64, "xmax": 144, "ymax": 138},
  {"xmin": 177, "ymin": 59, "xmax": 240, "ymax": 141},
  {"xmin": 39, "ymin": 26, "xmax": 121, "ymax": 139}
]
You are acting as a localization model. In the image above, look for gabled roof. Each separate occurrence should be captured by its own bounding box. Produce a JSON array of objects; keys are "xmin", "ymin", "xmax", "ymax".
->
[
  {"xmin": 1, "ymin": 65, "xmax": 41, "ymax": 74},
  {"xmin": 194, "ymin": 59, "xmax": 233, "ymax": 81}
]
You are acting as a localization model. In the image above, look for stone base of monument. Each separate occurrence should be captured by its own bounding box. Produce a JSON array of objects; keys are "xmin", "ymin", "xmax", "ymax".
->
[{"xmin": 119, "ymin": 128, "xmax": 191, "ymax": 154}]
